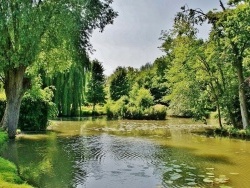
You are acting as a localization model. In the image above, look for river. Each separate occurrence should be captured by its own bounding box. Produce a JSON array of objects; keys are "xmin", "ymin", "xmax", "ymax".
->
[{"xmin": 2, "ymin": 117, "xmax": 250, "ymax": 188}]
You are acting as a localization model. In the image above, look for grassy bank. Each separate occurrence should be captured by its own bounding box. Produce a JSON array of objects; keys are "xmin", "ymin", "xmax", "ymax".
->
[
  {"xmin": 203, "ymin": 125, "xmax": 250, "ymax": 140},
  {"xmin": 80, "ymin": 105, "xmax": 106, "ymax": 116},
  {"xmin": 0, "ymin": 130, "xmax": 33, "ymax": 188}
]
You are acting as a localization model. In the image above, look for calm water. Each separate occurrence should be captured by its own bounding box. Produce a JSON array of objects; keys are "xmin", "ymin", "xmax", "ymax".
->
[{"xmin": 2, "ymin": 118, "xmax": 250, "ymax": 188}]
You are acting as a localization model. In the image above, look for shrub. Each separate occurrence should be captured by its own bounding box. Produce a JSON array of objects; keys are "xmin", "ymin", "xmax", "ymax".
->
[
  {"xmin": 106, "ymin": 92, "xmax": 167, "ymax": 120},
  {"xmin": 106, "ymin": 96, "xmax": 128, "ymax": 118},
  {"xmin": 136, "ymin": 88, "xmax": 154, "ymax": 109},
  {"xmin": 0, "ymin": 87, "xmax": 58, "ymax": 132},
  {"xmin": 19, "ymin": 96, "xmax": 51, "ymax": 131},
  {"xmin": 124, "ymin": 106, "xmax": 142, "ymax": 119},
  {"xmin": 148, "ymin": 105, "xmax": 167, "ymax": 120}
]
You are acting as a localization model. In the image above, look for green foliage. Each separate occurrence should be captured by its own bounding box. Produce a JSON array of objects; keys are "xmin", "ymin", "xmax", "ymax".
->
[
  {"xmin": 109, "ymin": 67, "xmax": 130, "ymax": 101},
  {"xmin": 0, "ymin": 157, "xmax": 33, "ymax": 188},
  {"xmin": 214, "ymin": 125, "xmax": 250, "ymax": 139},
  {"xmin": 19, "ymin": 94, "xmax": 57, "ymax": 132},
  {"xmin": 86, "ymin": 60, "xmax": 106, "ymax": 111},
  {"xmin": 0, "ymin": 0, "xmax": 117, "ymax": 138},
  {"xmin": 174, "ymin": 1, "xmax": 250, "ymax": 128},
  {"xmin": 80, "ymin": 105, "xmax": 106, "ymax": 116},
  {"xmin": 124, "ymin": 105, "xmax": 167, "ymax": 120},
  {"xmin": 129, "ymin": 85, "xmax": 154, "ymax": 109},
  {"xmin": 0, "ymin": 86, "xmax": 57, "ymax": 132},
  {"xmin": 106, "ymin": 96, "xmax": 128, "ymax": 118},
  {"xmin": 0, "ymin": 129, "xmax": 7, "ymax": 151},
  {"xmin": 106, "ymin": 86, "xmax": 167, "ymax": 120}
]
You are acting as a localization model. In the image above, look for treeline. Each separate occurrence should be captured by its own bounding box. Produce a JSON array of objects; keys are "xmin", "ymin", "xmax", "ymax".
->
[
  {"xmin": 43, "ymin": 0, "xmax": 250, "ymax": 130},
  {"xmin": 102, "ymin": 0, "xmax": 250, "ymax": 130},
  {"xmin": 105, "ymin": 65, "xmax": 167, "ymax": 120}
]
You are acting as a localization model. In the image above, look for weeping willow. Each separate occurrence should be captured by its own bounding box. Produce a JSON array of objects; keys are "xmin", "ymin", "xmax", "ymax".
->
[{"xmin": 44, "ymin": 53, "xmax": 90, "ymax": 117}]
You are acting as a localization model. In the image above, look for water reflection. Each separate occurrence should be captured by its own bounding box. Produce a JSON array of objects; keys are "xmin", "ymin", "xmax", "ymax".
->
[{"xmin": 1, "ymin": 118, "xmax": 250, "ymax": 187}]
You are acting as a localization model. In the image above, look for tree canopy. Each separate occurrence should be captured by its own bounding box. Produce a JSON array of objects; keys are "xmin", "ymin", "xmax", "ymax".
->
[{"xmin": 0, "ymin": 0, "xmax": 117, "ymax": 138}]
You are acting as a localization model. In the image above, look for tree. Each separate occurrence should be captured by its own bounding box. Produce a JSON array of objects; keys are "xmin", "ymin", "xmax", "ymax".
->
[
  {"xmin": 136, "ymin": 58, "xmax": 169, "ymax": 105},
  {"xmin": 159, "ymin": 13, "xmax": 237, "ymax": 125},
  {"xmin": 43, "ymin": 51, "xmax": 90, "ymax": 117},
  {"xmin": 109, "ymin": 67, "xmax": 130, "ymax": 101},
  {"xmin": 0, "ymin": 0, "xmax": 117, "ymax": 138},
  {"xmin": 86, "ymin": 60, "xmax": 106, "ymax": 113},
  {"xmin": 177, "ymin": 0, "xmax": 250, "ymax": 128}
]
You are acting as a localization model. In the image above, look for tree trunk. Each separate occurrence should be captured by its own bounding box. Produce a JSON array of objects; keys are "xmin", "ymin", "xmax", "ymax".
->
[
  {"xmin": 216, "ymin": 102, "xmax": 223, "ymax": 129},
  {"xmin": 236, "ymin": 62, "xmax": 249, "ymax": 129},
  {"xmin": 92, "ymin": 103, "xmax": 96, "ymax": 116},
  {"xmin": 2, "ymin": 67, "xmax": 26, "ymax": 139}
]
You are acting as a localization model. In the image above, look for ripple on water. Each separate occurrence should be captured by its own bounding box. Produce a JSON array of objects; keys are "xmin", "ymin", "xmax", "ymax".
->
[{"xmin": 60, "ymin": 133, "xmax": 231, "ymax": 188}]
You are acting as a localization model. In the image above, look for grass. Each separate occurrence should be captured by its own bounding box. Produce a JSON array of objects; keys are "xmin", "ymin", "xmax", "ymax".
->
[
  {"xmin": 0, "ymin": 129, "xmax": 33, "ymax": 188},
  {"xmin": 80, "ymin": 105, "xmax": 106, "ymax": 116}
]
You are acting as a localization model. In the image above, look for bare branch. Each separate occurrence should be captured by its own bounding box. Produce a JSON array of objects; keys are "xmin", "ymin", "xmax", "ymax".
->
[{"xmin": 220, "ymin": 0, "xmax": 226, "ymax": 11}]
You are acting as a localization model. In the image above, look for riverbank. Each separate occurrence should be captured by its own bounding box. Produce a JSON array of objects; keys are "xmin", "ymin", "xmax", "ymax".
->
[
  {"xmin": 0, "ymin": 129, "xmax": 33, "ymax": 188},
  {"xmin": 203, "ymin": 125, "xmax": 250, "ymax": 140}
]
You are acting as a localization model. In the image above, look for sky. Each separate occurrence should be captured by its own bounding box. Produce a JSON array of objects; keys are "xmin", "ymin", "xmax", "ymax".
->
[{"xmin": 89, "ymin": 0, "xmax": 227, "ymax": 75}]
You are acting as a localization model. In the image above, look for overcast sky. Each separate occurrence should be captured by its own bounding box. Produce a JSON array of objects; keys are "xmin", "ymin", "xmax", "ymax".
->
[{"xmin": 89, "ymin": 0, "xmax": 227, "ymax": 75}]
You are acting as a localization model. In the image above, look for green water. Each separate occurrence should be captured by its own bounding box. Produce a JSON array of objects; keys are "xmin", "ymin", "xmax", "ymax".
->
[{"xmin": 2, "ymin": 118, "xmax": 250, "ymax": 188}]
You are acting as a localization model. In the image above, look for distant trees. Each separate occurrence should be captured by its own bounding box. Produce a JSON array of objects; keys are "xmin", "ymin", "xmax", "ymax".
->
[
  {"xmin": 109, "ymin": 67, "xmax": 130, "ymax": 101},
  {"xmin": 86, "ymin": 60, "xmax": 106, "ymax": 113},
  {"xmin": 106, "ymin": 64, "xmax": 167, "ymax": 120}
]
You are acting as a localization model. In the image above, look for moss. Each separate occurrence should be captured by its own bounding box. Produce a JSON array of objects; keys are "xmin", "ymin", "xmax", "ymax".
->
[{"xmin": 0, "ymin": 131, "xmax": 33, "ymax": 188}]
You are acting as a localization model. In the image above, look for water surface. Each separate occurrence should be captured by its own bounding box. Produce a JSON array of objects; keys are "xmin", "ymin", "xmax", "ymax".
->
[{"xmin": 2, "ymin": 118, "xmax": 250, "ymax": 187}]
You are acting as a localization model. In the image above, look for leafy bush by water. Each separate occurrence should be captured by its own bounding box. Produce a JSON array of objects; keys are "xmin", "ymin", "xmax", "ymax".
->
[
  {"xmin": 106, "ymin": 86, "xmax": 167, "ymax": 120},
  {"xmin": 0, "ymin": 87, "xmax": 58, "ymax": 132},
  {"xmin": 214, "ymin": 125, "xmax": 250, "ymax": 139},
  {"xmin": 106, "ymin": 98, "xmax": 167, "ymax": 120}
]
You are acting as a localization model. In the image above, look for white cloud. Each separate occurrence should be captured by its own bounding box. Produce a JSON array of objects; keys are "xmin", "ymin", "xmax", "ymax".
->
[{"xmin": 89, "ymin": 0, "xmax": 227, "ymax": 75}]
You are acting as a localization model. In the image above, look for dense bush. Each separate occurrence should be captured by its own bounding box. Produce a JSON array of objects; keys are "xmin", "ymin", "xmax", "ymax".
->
[
  {"xmin": 106, "ymin": 96, "xmax": 128, "ymax": 118},
  {"xmin": 124, "ymin": 105, "xmax": 166, "ymax": 120},
  {"xmin": 18, "ymin": 96, "xmax": 56, "ymax": 131},
  {"xmin": 0, "ymin": 87, "xmax": 58, "ymax": 132},
  {"xmin": 106, "ymin": 96, "xmax": 167, "ymax": 120}
]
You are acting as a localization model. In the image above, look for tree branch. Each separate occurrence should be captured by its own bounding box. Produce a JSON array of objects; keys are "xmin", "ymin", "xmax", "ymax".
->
[{"xmin": 220, "ymin": 0, "xmax": 226, "ymax": 11}]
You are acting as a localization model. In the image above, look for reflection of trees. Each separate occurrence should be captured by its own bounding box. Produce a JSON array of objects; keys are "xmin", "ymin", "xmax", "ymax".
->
[{"xmin": 2, "ymin": 133, "xmax": 75, "ymax": 187}]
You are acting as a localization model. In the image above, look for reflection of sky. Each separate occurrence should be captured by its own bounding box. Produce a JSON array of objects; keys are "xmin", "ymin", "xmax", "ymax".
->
[
  {"xmin": 73, "ymin": 134, "xmax": 160, "ymax": 188},
  {"xmin": 90, "ymin": 0, "xmax": 228, "ymax": 75},
  {"xmin": 70, "ymin": 134, "xmax": 212, "ymax": 188}
]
